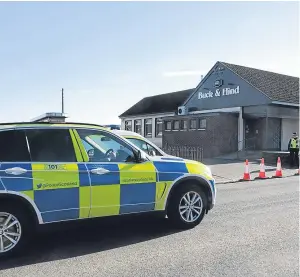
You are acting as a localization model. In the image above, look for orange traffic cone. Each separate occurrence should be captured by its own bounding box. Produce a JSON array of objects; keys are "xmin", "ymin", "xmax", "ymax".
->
[
  {"xmin": 242, "ymin": 159, "xmax": 251, "ymax": 181},
  {"xmin": 273, "ymin": 157, "xmax": 283, "ymax": 178},
  {"xmin": 258, "ymin": 158, "xmax": 267, "ymax": 179}
]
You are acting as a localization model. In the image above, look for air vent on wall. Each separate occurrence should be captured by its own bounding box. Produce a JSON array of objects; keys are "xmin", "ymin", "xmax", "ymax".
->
[{"xmin": 177, "ymin": 106, "xmax": 186, "ymax": 115}]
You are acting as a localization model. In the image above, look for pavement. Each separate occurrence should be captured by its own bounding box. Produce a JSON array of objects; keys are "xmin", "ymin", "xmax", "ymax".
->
[
  {"xmin": 0, "ymin": 176, "xmax": 299, "ymax": 277},
  {"xmin": 203, "ymin": 158, "xmax": 298, "ymax": 184}
]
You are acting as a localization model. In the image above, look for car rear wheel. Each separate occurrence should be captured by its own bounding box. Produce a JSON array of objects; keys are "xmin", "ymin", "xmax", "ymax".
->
[
  {"xmin": 167, "ymin": 184, "xmax": 207, "ymax": 229},
  {"xmin": 0, "ymin": 204, "xmax": 32, "ymax": 258}
]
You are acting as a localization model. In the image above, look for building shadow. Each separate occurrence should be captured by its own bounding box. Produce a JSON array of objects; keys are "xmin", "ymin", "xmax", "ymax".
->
[{"xmin": 0, "ymin": 214, "xmax": 182, "ymax": 270}]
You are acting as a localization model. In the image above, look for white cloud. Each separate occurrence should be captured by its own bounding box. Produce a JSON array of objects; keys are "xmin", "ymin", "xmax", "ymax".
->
[{"xmin": 162, "ymin": 70, "xmax": 205, "ymax": 77}]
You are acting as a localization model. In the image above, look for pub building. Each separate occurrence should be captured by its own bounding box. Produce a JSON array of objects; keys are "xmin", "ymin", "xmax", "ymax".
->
[{"xmin": 120, "ymin": 61, "xmax": 299, "ymax": 158}]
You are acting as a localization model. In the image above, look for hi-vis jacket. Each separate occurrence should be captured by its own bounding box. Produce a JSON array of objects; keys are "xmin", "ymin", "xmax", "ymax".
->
[{"xmin": 288, "ymin": 138, "xmax": 299, "ymax": 150}]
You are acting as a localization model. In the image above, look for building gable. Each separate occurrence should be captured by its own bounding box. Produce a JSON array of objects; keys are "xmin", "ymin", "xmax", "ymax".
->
[{"xmin": 183, "ymin": 62, "xmax": 272, "ymax": 112}]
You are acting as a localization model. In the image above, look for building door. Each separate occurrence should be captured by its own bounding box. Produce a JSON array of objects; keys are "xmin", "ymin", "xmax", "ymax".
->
[
  {"xmin": 244, "ymin": 119, "xmax": 261, "ymax": 150},
  {"xmin": 266, "ymin": 118, "xmax": 281, "ymax": 150}
]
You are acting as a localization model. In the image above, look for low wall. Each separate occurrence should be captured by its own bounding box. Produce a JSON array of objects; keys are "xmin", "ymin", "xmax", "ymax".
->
[{"xmin": 262, "ymin": 151, "xmax": 290, "ymax": 166}]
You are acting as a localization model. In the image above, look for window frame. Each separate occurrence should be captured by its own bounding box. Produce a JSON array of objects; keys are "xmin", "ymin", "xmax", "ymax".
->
[
  {"xmin": 155, "ymin": 118, "xmax": 163, "ymax": 137},
  {"xmin": 164, "ymin": 120, "xmax": 172, "ymax": 131},
  {"xmin": 0, "ymin": 129, "xmax": 31, "ymax": 162},
  {"xmin": 173, "ymin": 120, "xmax": 180, "ymax": 131},
  {"xmin": 198, "ymin": 118, "xmax": 207, "ymax": 130},
  {"xmin": 144, "ymin": 118, "xmax": 152, "ymax": 138},
  {"xmin": 189, "ymin": 119, "xmax": 197, "ymax": 130},
  {"xmin": 25, "ymin": 128, "xmax": 77, "ymax": 163},
  {"xmin": 124, "ymin": 120, "xmax": 132, "ymax": 131},
  {"xmin": 180, "ymin": 120, "xmax": 187, "ymax": 131},
  {"xmin": 134, "ymin": 119, "xmax": 142, "ymax": 135}
]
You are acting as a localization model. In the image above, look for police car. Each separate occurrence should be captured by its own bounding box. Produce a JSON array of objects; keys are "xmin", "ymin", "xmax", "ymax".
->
[{"xmin": 0, "ymin": 122, "xmax": 216, "ymax": 257}]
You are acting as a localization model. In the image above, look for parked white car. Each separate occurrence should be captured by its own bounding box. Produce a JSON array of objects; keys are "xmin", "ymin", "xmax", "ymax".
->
[{"xmin": 112, "ymin": 129, "xmax": 169, "ymax": 157}]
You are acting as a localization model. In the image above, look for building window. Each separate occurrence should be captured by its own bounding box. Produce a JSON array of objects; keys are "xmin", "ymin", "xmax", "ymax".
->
[
  {"xmin": 134, "ymin": 119, "xmax": 142, "ymax": 134},
  {"xmin": 125, "ymin": 120, "xmax": 132, "ymax": 131},
  {"xmin": 190, "ymin": 119, "xmax": 197, "ymax": 130},
  {"xmin": 155, "ymin": 118, "xmax": 163, "ymax": 137},
  {"xmin": 165, "ymin": 120, "xmax": 172, "ymax": 131},
  {"xmin": 144, "ymin": 118, "xmax": 152, "ymax": 137},
  {"xmin": 199, "ymin": 118, "xmax": 207, "ymax": 129},
  {"xmin": 173, "ymin": 120, "xmax": 180, "ymax": 130},
  {"xmin": 181, "ymin": 120, "xmax": 187, "ymax": 130}
]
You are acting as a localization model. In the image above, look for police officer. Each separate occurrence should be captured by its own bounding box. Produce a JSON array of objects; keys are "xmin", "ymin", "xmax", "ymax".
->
[{"xmin": 288, "ymin": 132, "xmax": 299, "ymax": 168}]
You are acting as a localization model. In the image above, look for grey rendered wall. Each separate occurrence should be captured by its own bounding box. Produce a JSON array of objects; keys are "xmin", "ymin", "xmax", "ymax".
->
[{"xmin": 184, "ymin": 65, "xmax": 271, "ymax": 111}]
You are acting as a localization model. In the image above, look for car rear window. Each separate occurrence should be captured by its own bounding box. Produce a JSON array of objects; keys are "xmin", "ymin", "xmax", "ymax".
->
[
  {"xmin": 0, "ymin": 130, "xmax": 31, "ymax": 162},
  {"xmin": 26, "ymin": 129, "xmax": 76, "ymax": 162}
]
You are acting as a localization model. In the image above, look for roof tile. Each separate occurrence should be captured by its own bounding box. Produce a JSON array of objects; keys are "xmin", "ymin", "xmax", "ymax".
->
[
  {"xmin": 221, "ymin": 62, "xmax": 299, "ymax": 104},
  {"xmin": 119, "ymin": 89, "xmax": 194, "ymax": 117}
]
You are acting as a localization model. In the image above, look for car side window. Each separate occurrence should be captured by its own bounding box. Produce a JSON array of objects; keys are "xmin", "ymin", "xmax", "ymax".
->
[
  {"xmin": 126, "ymin": 138, "xmax": 162, "ymax": 156},
  {"xmin": 26, "ymin": 129, "xmax": 76, "ymax": 162},
  {"xmin": 76, "ymin": 129, "xmax": 136, "ymax": 163},
  {"xmin": 0, "ymin": 130, "xmax": 31, "ymax": 162}
]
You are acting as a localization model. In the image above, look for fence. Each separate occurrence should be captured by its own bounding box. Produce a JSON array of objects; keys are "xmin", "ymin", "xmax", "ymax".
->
[{"xmin": 162, "ymin": 145, "xmax": 204, "ymax": 161}]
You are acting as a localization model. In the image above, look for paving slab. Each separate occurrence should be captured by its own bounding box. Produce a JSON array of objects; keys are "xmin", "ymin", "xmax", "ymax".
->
[{"xmin": 203, "ymin": 158, "xmax": 298, "ymax": 184}]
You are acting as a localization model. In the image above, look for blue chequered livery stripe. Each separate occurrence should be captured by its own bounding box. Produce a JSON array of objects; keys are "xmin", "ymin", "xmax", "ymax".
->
[
  {"xmin": 120, "ymin": 182, "xmax": 156, "ymax": 214},
  {"xmin": 87, "ymin": 163, "xmax": 120, "ymax": 185},
  {"xmin": 78, "ymin": 163, "xmax": 90, "ymax": 186},
  {"xmin": 153, "ymin": 161, "xmax": 188, "ymax": 182},
  {"xmin": 0, "ymin": 160, "xmax": 211, "ymax": 223},
  {"xmin": 0, "ymin": 163, "xmax": 33, "ymax": 191},
  {"xmin": 35, "ymin": 188, "xmax": 79, "ymax": 212}
]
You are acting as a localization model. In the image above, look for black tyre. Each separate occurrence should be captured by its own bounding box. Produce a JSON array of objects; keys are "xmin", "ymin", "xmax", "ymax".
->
[
  {"xmin": 167, "ymin": 183, "xmax": 207, "ymax": 229},
  {"xmin": 0, "ymin": 203, "xmax": 33, "ymax": 258}
]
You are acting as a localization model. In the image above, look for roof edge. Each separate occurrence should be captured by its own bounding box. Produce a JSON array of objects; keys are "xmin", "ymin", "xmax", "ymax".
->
[
  {"xmin": 271, "ymin": 101, "xmax": 300, "ymax": 107},
  {"xmin": 0, "ymin": 121, "xmax": 107, "ymax": 128},
  {"xmin": 119, "ymin": 111, "xmax": 176, "ymax": 119},
  {"xmin": 119, "ymin": 88, "xmax": 194, "ymax": 118}
]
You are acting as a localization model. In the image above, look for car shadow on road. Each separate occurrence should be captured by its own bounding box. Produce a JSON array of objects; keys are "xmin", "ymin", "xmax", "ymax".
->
[{"xmin": 0, "ymin": 214, "xmax": 183, "ymax": 270}]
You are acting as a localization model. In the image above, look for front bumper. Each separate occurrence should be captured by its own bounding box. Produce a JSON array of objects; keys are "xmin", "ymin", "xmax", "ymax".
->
[{"xmin": 208, "ymin": 178, "xmax": 216, "ymax": 210}]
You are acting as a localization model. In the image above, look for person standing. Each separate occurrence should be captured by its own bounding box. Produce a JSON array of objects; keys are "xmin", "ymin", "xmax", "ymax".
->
[{"xmin": 288, "ymin": 132, "xmax": 299, "ymax": 168}]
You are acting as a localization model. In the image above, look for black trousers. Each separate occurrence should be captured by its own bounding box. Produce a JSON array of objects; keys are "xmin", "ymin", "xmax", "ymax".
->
[{"xmin": 289, "ymin": 149, "xmax": 299, "ymax": 168}]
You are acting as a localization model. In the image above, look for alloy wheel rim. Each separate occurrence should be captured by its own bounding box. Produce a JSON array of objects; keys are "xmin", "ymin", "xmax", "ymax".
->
[
  {"xmin": 0, "ymin": 212, "xmax": 22, "ymax": 253},
  {"xmin": 179, "ymin": 191, "xmax": 203, "ymax": 223}
]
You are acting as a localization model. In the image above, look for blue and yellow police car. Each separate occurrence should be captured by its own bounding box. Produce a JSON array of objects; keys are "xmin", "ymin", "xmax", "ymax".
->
[{"xmin": 0, "ymin": 122, "xmax": 216, "ymax": 257}]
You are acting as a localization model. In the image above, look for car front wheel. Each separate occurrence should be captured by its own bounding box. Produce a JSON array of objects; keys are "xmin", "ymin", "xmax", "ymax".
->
[{"xmin": 167, "ymin": 183, "xmax": 207, "ymax": 229}]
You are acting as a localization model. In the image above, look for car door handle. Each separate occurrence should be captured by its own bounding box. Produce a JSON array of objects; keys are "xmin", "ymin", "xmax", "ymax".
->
[
  {"xmin": 5, "ymin": 167, "xmax": 28, "ymax": 176},
  {"xmin": 90, "ymin": 168, "xmax": 110, "ymax": 175}
]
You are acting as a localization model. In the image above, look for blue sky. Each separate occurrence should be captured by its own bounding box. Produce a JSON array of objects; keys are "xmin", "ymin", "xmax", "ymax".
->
[{"xmin": 0, "ymin": 1, "xmax": 298, "ymax": 124}]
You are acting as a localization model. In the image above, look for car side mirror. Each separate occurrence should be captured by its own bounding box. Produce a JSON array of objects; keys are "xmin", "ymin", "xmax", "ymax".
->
[
  {"xmin": 149, "ymin": 150, "xmax": 156, "ymax": 156},
  {"xmin": 136, "ymin": 149, "xmax": 147, "ymax": 163},
  {"xmin": 87, "ymin": 149, "xmax": 94, "ymax": 158}
]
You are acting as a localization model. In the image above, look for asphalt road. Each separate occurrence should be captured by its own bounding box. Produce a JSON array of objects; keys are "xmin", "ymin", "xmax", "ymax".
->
[{"xmin": 1, "ymin": 176, "xmax": 299, "ymax": 277}]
